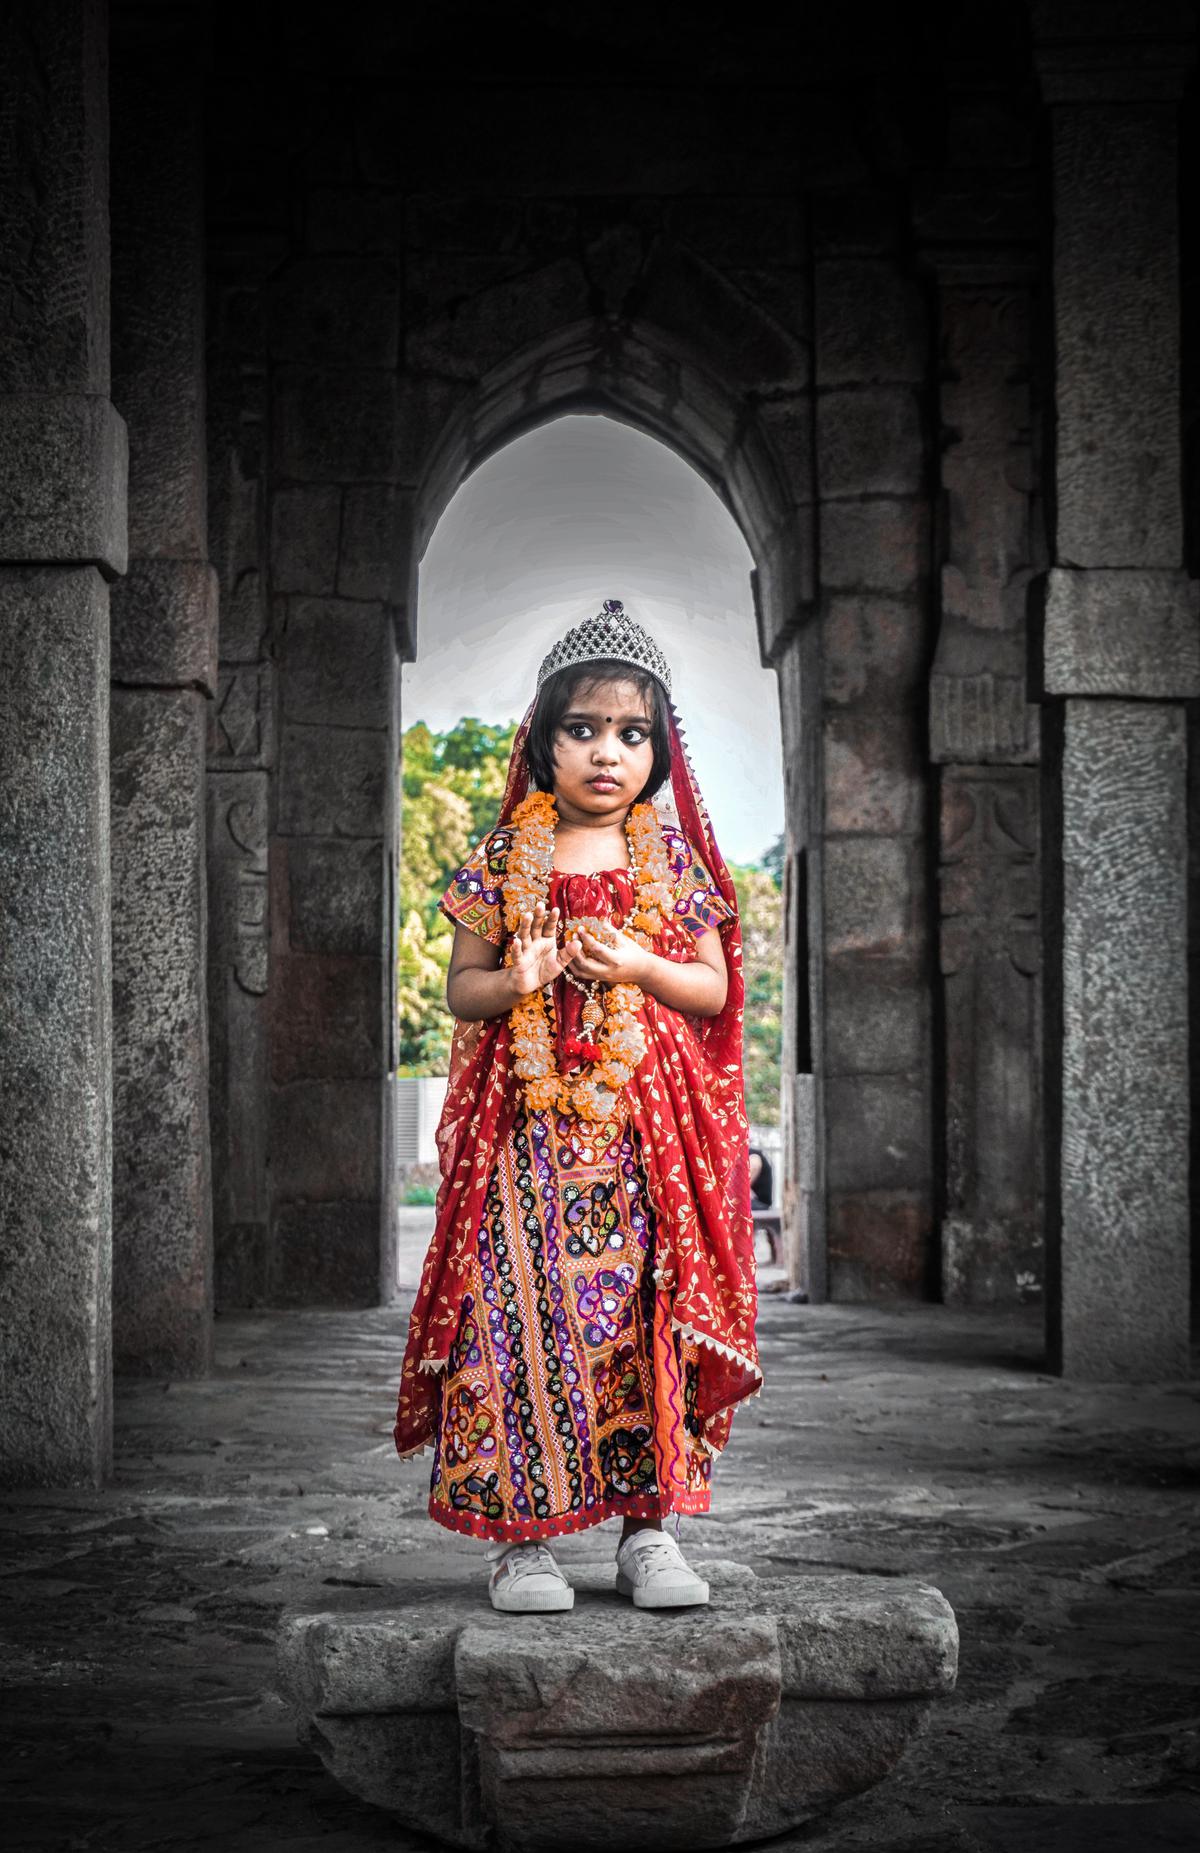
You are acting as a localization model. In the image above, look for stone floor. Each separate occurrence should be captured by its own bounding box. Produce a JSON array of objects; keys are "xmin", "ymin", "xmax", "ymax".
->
[{"xmin": 3, "ymin": 1294, "xmax": 1199, "ymax": 1852}]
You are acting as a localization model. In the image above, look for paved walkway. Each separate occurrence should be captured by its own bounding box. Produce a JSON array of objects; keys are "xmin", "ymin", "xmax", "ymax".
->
[{"xmin": 3, "ymin": 1297, "xmax": 1199, "ymax": 1850}]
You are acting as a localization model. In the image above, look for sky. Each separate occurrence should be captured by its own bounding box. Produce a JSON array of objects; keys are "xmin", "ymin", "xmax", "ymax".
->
[{"xmin": 403, "ymin": 414, "xmax": 785, "ymax": 866}]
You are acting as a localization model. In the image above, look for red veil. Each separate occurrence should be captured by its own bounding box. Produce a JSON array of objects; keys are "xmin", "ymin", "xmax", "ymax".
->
[{"xmin": 393, "ymin": 693, "xmax": 761, "ymax": 1463}]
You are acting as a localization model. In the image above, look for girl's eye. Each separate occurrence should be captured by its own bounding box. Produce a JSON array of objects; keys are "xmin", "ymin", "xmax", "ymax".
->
[{"xmin": 622, "ymin": 727, "xmax": 647, "ymax": 744}]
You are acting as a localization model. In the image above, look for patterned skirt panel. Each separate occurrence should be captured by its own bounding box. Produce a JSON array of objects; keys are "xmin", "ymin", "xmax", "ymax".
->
[{"xmin": 428, "ymin": 1103, "xmax": 713, "ymax": 1543}]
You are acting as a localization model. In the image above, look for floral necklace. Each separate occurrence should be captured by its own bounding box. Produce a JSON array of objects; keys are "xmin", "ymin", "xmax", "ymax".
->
[{"xmin": 502, "ymin": 790, "xmax": 674, "ymax": 1124}]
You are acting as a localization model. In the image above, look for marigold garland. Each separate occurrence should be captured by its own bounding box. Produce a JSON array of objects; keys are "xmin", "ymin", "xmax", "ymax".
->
[{"xmin": 502, "ymin": 790, "xmax": 673, "ymax": 1125}]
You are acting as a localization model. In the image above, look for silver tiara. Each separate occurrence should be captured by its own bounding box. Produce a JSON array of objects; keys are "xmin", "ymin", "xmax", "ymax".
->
[{"xmin": 536, "ymin": 598, "xmax": 672, "ymax": 697}]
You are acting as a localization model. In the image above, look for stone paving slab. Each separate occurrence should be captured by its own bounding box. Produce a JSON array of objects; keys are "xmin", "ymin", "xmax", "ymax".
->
[{"xmin": 1, "ymin": 1298, "xmax": 1198, "ymax": 1849}]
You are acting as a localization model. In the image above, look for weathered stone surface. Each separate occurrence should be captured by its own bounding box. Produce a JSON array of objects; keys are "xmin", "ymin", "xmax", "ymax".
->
[
  {"xmin": 284, "ymin": 837, "xmax": 383, "ymax": 955},
  {"xmin": 669, "ymin": 195, "xmax": 806, "ymax": 267},
  {"xmin": 934, "ymin": 288, "xmax": 1034, "ymax": 634},
  {"xmin": 406, "ymin": 256, "xmax": 590, "ymax": 381},
  {"xmin": 827, "ymin": 1191, "xmax": 930, "ymax": 1299},
  {"xmin": 268, "ymin": 258, "xmax": 399, "ymax": 368},
  {"xmin": 392, "ymin": 375, "xmax": 469, "ymax": 486},
  {"xmin": 939, "ymin": 768, "xmax": 1042, "ymax": 1305},
  {"xmin": 109, "ymin": 557, "xmax": 218, "ymax": 692},
  {"xmin": 272, "ymin": 1201, "xmax": 380, "ymax": 1306},
  {"xmin": 280, "ymin": 598, "xmax": 389, "ymax": 730},
  {"xmin": 755, "ymin": 395, "xmax": 814, "ymax": 507},
  {"xmin": 209, "ymin": 663, "xmax": 276, "ymax": 770},
  {"xmin": 273, "ymin": 369, "xmax": 398, "ymax": 482},
  {"xmin": 826, "ymin": 1075, "xmax": 930, "ymax": 1193},
  {"xmin": 270, "ymin": 952, "xmax": 381, "ymax": 1083},
  {"xmin": 111, "ymin": 689, "xmax": 213, "ymax": 1378},
  {"xmin": 0, "ymin": 1, "xmax": 111, "ymax": 396},
  {"xmin": 110, "ymin": 55, "xmax": 207, "ymax": 560},
  {"xmin": 0, "ymin": 393, "xmax": 129, "ymax": 572},
  {"xmin": 207, "ymin": 261, "xmax": 268, "ymax": 665},
  {"xmin": 270, "ymin": 485, "xmax": 342, "ymax": 594},
  {"xmin": 824, "ymin": 707, "xmax": 922, "ymax": 834},
  {"xmin": 207, "ymin": 771, "xmax": 269, "ymax": 1309},
  {"xmin": 930, "ymin": 672, "xmax": 1039, "ymax": 764},
  {"xmin": 276, "ymin": 1565, "xmax": 957, "ymax": 1849},
  {"xmin": 640, "ymin": 247, "xmax": 809, "ymax": 393},
  {"xmin": 1048, "ymin": 106, "xmax": 1181, "ymax": 566},
  {"xmin": 823, "ymin": 596, "xmax": 924, "ymax": 703},
  {"xmin": 927, "ymin": 281, "xmax": 1039, "ymax": 769},
  {"xmin": 823, "ymin": 837, "xmax": 922, "ymax": 959},
  {"xmin": 270, "ymin": 1080, "xmax": 381, "ymax": 1202},
  {"xmin": 942, "ymin": 1217, "xmax": 1043, "ymax": 1309},
  {"xmin": 216, "ymin": 568, "xmax": 268, "ymax": 663},
  {"xmin": 816, "ymin": 389, "xmax": 923, "ymax": 499},
  {"xmin": 815, "ymin": 260, "xmax": 926, "ymax": 386},
  {"xmin": 277, "ymin": 725, "xmax": 385, "ymax": 836},
  {"xmin": 338, "ymin": 483, "xmax": 413, "ymax": 602},
  {"xmin": 820, "ymin": 498, "xmax": 927, "ymax": 592},
  {"xmin": 1043, "ymin": 567, "xmax": 1200, "ymax": 698},
  {"xmin": 1054, "ymin": 700, "xmax": 1190, "ymax": 1378},
  {"xmin": 824, "ymin": 959, "xmax": 925, "ymax": 1074},
  {"xmin": 0, "ymin": 567, "xmax": 112, "ymax": 1486},
  {"xmin": 407, "ymin": 252, "xmax": 541, "ymax": 328}
]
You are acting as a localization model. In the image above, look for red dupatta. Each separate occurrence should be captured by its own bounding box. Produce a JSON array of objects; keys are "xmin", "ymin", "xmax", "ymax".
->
[{"xmin": 393, "ymin": 693, "xmax": 761, "ymax": 1461}]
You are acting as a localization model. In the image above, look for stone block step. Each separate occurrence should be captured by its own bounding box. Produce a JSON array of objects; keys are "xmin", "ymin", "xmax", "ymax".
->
[{"xmin": 276, "ymin": 1560, "xmax": 958, "ymax": 1850}]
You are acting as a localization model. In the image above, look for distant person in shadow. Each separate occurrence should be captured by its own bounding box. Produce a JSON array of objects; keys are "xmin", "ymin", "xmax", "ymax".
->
[{"xmin": 749, "ymin": 1146, "xmax": 778, "ymax": 1266}]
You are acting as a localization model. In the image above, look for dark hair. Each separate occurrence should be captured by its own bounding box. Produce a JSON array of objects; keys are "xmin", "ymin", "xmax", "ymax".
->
[
  {"xmin": 748, "ymin": 1147, "xmax": 773, "ymax": 1208},
  {"xmin": 525, "ymin": 658, "xmax": 672, "ymax": 803}
]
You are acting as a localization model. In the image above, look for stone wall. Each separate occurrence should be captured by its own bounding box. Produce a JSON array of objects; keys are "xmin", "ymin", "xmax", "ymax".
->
[
  {"xmin": 194, "ymin": 3, "xmax": 1194, "ymax": 1338},
  {"xmin": 197, "ymin": 6, "xmax": 1060, "ymax": 1312}
]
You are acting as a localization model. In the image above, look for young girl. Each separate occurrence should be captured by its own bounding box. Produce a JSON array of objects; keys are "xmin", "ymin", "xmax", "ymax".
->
[{"xmin": 393, "ymin": 600, "xmax": 761, "ymax": 1612}]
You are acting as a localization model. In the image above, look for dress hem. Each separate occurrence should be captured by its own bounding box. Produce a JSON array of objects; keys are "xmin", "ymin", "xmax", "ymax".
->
[{"xmin": 427, "ymin": 1487, "xmax": 711, "ymax": 1545}]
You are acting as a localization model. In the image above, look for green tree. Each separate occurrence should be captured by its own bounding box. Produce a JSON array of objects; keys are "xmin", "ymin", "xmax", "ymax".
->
[
  {"xmin": 396, "ymin": 716, "xmax": 517, "ymax": 1072},
  {"xmin": 726, "ymin": 858, "xmax": 783, "ymax": 1125}
]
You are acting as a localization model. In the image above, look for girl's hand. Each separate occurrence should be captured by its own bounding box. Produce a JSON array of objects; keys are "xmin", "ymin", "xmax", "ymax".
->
[
  {"xmin": 508, "ymin": 902, "xmax": 581, "ymax": 997},
  {"xmin": 568, "ymin": 922, "xmax": 651, "ymax": 988}
]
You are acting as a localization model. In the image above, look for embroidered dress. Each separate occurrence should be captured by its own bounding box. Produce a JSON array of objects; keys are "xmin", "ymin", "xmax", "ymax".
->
[
  {"xmin": 395, "ymin": 695, "xmax": 761, "ymax": 1539},
  {"xmin": 426, "ymin": 833, "xmax": 735, "ymax": 1542}
]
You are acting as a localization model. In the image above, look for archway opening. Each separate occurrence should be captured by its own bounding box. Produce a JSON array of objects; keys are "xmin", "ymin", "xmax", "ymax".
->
[{"xmin": 390, "ymin": 412, "xmax": 788, "ymax": 1292}]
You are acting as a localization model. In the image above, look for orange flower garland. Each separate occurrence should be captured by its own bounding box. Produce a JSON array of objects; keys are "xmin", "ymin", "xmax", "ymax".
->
[{"xmin": 502, "ymin": 790, "xmax": 674, "ymax": 1124}]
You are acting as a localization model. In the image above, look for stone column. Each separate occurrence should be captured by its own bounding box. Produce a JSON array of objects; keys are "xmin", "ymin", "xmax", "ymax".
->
[
  {"xmin": 811, "ymin": 195, "xmax": 934, "ymax": 1300},
  {"xmin": 206, "ymin": 230, "xmax": 278, "ymax": 1308},
  {"xmin": 109, "ymin": 22, "xmax": 217, "ymax": 1376},
  {"xmin": 916, "ymin": 149, "xmax": 1046, "ymax": 1304},
  {"xmin": 0, "ymin": 2, "xmax": 127, "ymax": 1484},
  {"xmin": 1034, "ymin": 4, "xmax": 1198, "ymax": 1378}
]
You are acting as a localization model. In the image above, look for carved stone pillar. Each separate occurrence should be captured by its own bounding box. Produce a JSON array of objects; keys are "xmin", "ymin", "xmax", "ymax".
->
[
  {"xmin": 920, "ymin": 227, "xmax": 1045, "ymax": 1303},
  {"xmin": 1034, "ymin": 3, "xmax": 1198, "ymax": 1377},
  {"xmin": 110, "ymin": 18, "xmax": 217, "ymax": 1375},
  {"xmin": 206, "ymin": 372, "xmax": 275, "ymax": 1305},
  {"xmin": 0, "ymin": 1, "xmax": 127, "ymax": 1484}
]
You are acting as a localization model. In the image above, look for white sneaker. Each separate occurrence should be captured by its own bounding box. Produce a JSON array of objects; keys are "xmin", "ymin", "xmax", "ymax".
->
[
  {"xmin": 615, "ymin": 1528, "xmax": 710, "ymax": 1609},
  {"xmin": 486, "ymin": 1540, "xmax": 575, "ymax": 1613}
]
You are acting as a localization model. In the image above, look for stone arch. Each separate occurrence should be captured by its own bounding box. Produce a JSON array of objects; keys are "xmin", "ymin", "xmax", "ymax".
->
[{"xmin": 383, "ymin": 298, "xmax": 821, "ymax": 1299}]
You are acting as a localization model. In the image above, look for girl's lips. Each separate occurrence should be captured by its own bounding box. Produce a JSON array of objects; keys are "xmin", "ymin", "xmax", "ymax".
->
[{"xmin": 588, "ymin": 777, "xmax": 619, "ymax": 790}]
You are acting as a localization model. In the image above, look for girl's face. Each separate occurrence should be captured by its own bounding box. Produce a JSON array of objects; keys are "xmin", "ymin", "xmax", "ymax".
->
[{"xmin": 550, "ymin": 676, "xmax": 656, "ymax": 820}]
